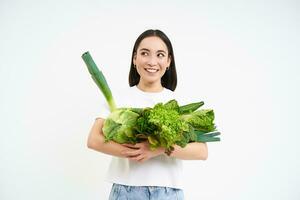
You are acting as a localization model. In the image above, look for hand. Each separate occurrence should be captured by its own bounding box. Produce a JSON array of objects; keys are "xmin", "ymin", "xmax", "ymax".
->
[{"xmin": 121, "ymin": 141, "xmax": 165, "ymax": 162}]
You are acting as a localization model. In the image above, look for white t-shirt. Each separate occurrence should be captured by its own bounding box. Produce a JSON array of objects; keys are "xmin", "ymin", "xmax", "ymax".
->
[{"xmin": 97, "ymin": 86, "xmax": 184, "ymax": 189}]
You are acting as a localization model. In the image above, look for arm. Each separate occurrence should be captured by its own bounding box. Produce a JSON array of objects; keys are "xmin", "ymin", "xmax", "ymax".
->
[
  {"xmin": 121, "ymin": 141, "xmax": 208, "ymax": 162},
  {"xmin": 169, "ymin": 142, "xmax": 208, "ymax": 160},
  {"xmin": 88, "ymin": 118, "xmax": 208, "ymax": 161},
  {"xmin": 87, "ymin": 118, "xmax": 133, "ymax": 157}
]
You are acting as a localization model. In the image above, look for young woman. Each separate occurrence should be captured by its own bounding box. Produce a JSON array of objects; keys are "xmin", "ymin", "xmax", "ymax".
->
[{"xmin": 87, "ymin": 29, "xmax": 208, "ymax": 200}]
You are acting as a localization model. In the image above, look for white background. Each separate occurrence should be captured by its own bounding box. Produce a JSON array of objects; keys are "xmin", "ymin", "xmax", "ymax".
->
[{"xmin": 1, "ymin": 0, "xmax": 299, "ymax": 199}]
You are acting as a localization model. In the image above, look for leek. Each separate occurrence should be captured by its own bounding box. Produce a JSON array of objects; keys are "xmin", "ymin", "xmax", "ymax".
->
[{"xmin": 82, "ymin": 51, "xmax": 116, "ymax": 112}]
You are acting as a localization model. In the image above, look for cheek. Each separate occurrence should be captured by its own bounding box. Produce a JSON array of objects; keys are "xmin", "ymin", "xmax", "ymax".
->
[
  {"xmin": 135, "ymin": 55, "xmax": 147, "ymax": 63},
  {"xmin": 159, "ymin": 59, "xmax": 169, "ymax": 67}
]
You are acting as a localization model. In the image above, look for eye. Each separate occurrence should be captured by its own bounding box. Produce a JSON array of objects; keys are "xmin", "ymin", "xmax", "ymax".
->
[
  {"xmin": 157, "ymin": 53, "xmax": 165, "ymax": 58},
  {"xmin": 141, "ymin": 51, "xmax": 149, "ymax": 56}
]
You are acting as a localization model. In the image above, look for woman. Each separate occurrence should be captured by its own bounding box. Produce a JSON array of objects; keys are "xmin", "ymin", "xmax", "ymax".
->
[{"xmin": 87, "ymin": 29, "xmax": 208, "ymax": 200}]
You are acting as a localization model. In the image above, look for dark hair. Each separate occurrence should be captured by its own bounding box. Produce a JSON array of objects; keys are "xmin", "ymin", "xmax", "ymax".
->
[{"xmin": 128, "ymin": 29, "xmax": 177, "ymax": 91}]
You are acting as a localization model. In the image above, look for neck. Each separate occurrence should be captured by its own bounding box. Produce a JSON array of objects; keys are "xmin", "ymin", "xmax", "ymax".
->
[{"xmin": 137, "ymin": 81, "xmax": 163, "ymax": 92}]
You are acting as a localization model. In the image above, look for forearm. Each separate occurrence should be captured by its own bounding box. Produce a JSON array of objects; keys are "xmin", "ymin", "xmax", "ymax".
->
[
  {"xmin": 88, "ymin": 119, "xmax": 208, "ymax": 160},
  {"xmin": 169, "ymin": 142, "xmax": 208, "ymax": 160},
  {"xmin": 87, "ymin": 118, "xmax": 128, "ymax": 158}
]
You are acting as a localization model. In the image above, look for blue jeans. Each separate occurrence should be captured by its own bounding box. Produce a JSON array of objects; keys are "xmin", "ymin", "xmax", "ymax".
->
[{"xmin": 108, "ymin": 183, "xmax": 184, "ymax": 200}]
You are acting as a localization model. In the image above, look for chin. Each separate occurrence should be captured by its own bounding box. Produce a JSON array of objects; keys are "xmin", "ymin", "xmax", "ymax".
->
[{"xmin": 143, "ymin": 77, "xmax": 161, "ymax": 84}]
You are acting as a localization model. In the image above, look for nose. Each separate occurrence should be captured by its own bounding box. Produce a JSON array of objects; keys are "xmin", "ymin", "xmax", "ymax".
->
[{"xmin": 147, "ymin": 55, "xmax": 158, "ymax": 66}]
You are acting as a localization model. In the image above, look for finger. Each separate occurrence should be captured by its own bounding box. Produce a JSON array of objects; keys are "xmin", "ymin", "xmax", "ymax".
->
[
  {"xmin": 122, "ymin": 143, "xmax": 139, "ymax": 149},
  {"xmin": 122, "ymin": 150, "xmax": 140, "ymax": 157},
  {"xmin": 139, "ymin": 157, "xmax": 148, "ymax": 162},
  {"xmin": 121, "ymin": 143, "xmax": 135, "ymax": 147},
  {"xmin": 132, "ymin": 142, "xmax": 146, "ymax": 149},
  {"xmin": 129, "ymin": 154, "xmax": 145, "ymax": 162}
]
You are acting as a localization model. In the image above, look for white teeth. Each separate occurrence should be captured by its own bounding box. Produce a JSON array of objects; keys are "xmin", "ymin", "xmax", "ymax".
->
[{"xmin": 145, "ymin": 68, "xmax": 158, "ymax": 73}]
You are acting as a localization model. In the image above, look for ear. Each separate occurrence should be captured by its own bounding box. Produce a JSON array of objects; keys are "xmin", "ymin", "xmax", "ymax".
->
[{"xmin": 167, "ymin": 55, "xmax": 171, "ymax": 67}]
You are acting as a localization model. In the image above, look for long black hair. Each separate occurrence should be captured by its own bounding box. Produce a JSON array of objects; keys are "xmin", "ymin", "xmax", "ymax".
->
[{"xmin": 128, "ymin": 29, "xmax": 177, "ymax": 91}]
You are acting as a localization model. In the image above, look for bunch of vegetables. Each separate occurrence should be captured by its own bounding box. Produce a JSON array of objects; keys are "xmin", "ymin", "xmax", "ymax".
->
[{"xmin": 82, "ymin": 51, "xmax": 220, "ymax": 154}]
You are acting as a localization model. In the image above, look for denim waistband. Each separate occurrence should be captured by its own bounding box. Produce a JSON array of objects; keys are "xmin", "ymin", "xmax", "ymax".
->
[{"xmin": 109, "ymin": 183, "xmax": 184, "ymax": 200}]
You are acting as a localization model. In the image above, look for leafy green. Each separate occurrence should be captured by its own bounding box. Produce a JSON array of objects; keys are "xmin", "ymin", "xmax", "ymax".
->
[
  {"xmin": 135, "ymin": 100, "xmax": 190, "ymax": 150},
  {"xmin": 180, "ymin": 109, "xmax": 216, "ymax": 132},
  {"xmin": 102, "ymin": 108, "xmax": 140, "ymax": 144}
]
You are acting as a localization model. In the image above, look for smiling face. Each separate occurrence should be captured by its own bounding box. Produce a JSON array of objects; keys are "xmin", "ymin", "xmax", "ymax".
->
[{"xmin": 133, "ymin": 36, "xmax": 171, "ymax": 89}]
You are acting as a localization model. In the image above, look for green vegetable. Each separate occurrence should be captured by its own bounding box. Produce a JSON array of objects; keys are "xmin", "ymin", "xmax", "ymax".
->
[
  {"xmin": 194, "ymin": 130, "xmax": 221, "ymax": 142},
  {"xmin": 82, "ymin": 51, "xmax": 220, "ymax": 152},
  {"xmin": 135, "ymin": 100, "xmax": 190, "ymax": 150},
  {"xmin": 103, "ymin": 109, "xmax": 140, "ymax": 143},
  {"xmin": 178, "ymin": 101, "xmax": 204, "ymax": 114},
  {"xmin": 180, "ymin": 109, "xmax": 216, "ymax": 132},
  {"xmin": 81, "ymin": 52, "xmax": 116, "ymax": 112}
]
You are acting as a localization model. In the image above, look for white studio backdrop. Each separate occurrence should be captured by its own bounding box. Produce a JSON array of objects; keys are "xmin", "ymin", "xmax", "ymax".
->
[{"xmin": 0, "ymin": 0, "xmax": 299, "ymax": 200}]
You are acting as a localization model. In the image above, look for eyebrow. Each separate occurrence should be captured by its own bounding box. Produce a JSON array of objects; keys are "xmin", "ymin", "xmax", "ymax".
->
[{"xmin": 139, "ymin": 48, "xmax": 167, "ymax": 54}]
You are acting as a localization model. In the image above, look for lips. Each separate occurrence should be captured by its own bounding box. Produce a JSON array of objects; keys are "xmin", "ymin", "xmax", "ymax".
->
[{"xmin": 145, "ymin": 68, "xmax": 159, "ymax": 73}]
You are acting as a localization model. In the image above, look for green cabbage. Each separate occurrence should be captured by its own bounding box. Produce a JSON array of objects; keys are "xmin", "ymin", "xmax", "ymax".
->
[{"xmin": 102, "ymin": 108, "xmax": 140, "ymax": 144}]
